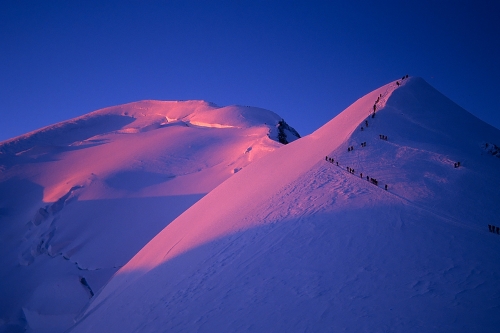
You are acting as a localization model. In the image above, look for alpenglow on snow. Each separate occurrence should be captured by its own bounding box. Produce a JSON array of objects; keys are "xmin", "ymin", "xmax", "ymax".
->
[
  {"xmin": 0, "ymin": 100, "xmax": 299, "ymax": 333},
  {"xmin": 69, "ymin": 77, "xmax": 500, "ymax": 333}
]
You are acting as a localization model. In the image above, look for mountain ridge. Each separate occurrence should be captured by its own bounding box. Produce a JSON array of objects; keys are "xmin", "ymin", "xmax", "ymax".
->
[
  {"xmin": 70, "ymin": 77, "xmax": 500, "ymax": 333},
  {"xmin": 0, "ymin": 100, "xmax": 299, "ymax": 155},
  {"xmin": 0, "ymin": 100, "xmax": 299, "ymax": 332}
]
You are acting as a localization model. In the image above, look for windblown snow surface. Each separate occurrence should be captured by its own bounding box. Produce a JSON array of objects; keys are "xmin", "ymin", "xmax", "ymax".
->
[
  {"xmin": 0, "ymin": 101, "xmax": 299, "ymax": 333},
  {"xmin": 70, "ymin": 78, "xmax": 500, "ymax": 333}
]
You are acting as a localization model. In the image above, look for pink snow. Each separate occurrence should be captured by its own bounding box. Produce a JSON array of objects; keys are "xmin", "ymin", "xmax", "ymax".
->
[
  {"xmin": 126, "ymin": 83, "xmax": 397, "ymax": 269},
  {"xmin": 72, "ymin": 77, "xmax": 500, "ymax": 333},
  {"xmin": 0, "ymin": 100, "xmax": 298, "ymax": 332}
]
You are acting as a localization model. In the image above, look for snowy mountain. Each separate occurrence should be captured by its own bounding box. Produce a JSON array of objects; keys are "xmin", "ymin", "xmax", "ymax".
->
[
  {"xmin": 69, "ymin": 77, "xmax": 500, "ymax": 333},
  {"xmin": 0, "ymin": 100, "xmax": 299, "ymax": 333}
]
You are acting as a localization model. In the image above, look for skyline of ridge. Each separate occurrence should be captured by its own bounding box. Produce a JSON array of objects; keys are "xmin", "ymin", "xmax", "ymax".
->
[
  {"xmin": 1, "ymin": 1, "xmax": 499, "ymax": 142},
  {"xmin": 69, "ymin": 76, "xmax": 500, "ymax": 333}
]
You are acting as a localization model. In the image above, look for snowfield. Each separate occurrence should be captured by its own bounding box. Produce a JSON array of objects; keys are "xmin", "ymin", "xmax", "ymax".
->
[
  {"xmin": 0, "ymin": 101, "xmax": 299, "ymax": 333},
  {"xmin": 2, "ymin": 77, "xmax": 500, "ymax": 333},
  {"xmin": 69, "ymin": 77, "xmax": 500, "ymax": 333}
]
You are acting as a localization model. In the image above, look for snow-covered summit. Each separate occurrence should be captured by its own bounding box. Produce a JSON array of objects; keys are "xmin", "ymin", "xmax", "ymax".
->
[
  {"xmin": 0, "ymin": 100, "xmax": 299, "ymax": 155},
  {"xmin": 71, "ymin": 77, "xmax": 500, "ymax": 333},
  {"xmin": 0, "ymin": 100, "xmax": 299, "ymax": 332}
]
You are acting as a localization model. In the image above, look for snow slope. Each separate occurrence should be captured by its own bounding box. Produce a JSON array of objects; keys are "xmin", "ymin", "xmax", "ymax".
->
[
  {"xmin": 71, "ymin": 77, "xmax": 500, "ymax": 333},
  {"xmin": 0, "ymin": 100, "xmax": 299, "ymax": 333}
]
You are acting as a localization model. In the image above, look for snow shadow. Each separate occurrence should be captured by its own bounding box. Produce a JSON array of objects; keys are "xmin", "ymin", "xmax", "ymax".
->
[
  {"xmin": 0, "ymin": 178, "xmax": 46, "ymax": 332},
  {"xmin": 45, "ymin": 194, "xmax": 206, "ymax": 269},
  {"xmin": 0, "ymin": 114, "xmax": 135, "ymax": 155},
  {"xmin": 0, "ymin": 142, "xmax": 111, "ymax": 167},
  {"xmin": 75, "ymin": 206, "xmax": 500, "ymax": 333},
  {"xmin": 0, "ymin": 190, "xmax": 206, "ymax": 333},
  {"xmin": 0, "ymin": 177, "xmax": 44, "ymax": 223},
  {"xmin": 105, "ymin": 171, "xmax": 175, "ymax": 191}
]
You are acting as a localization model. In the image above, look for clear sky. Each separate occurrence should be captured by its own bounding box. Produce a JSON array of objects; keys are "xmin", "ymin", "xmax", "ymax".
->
[{"xmin": 1, "ymin": 0, "xmax": 499, "ymax": 141}]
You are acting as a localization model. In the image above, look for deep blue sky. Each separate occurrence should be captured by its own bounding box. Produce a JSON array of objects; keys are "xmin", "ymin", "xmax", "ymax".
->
[{"xmin": 1, "ymin": 1, "xmax": 499, "ymax": 141}]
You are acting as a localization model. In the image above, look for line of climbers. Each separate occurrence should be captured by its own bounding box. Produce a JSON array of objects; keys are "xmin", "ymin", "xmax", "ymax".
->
[
  {"xmin": 325, "ymin": 156, "xmax": 339, "ymax": 166},
  {"xmin": 372, "ymin": 75, "xmax": 407, "ymax": 117},
  {"xmin": 371, "ymin": 95, "xmax": 381, "ymax": 118},
  {"xmin": 488, "ymin": 224, "xmax": 499, "ymax": 234},
  {"xmin": 396, "ymin": 74, "xmax": 408, "ymax": 87},
  {"xmin": 325, "ymin": 75, "xmax": 425, "ymax": 193},
  {"xmin": 367, "ymin": 176, "xmax": 378, "ymax": 186},
  {"xmin": 361, "ymin": 120, "xmax": 369, "ymax": 131},
  {"xmin": 370, "ymin": 76, "xmax": 461, "ymax": 170},
  {"xmin": 326, "ymin": 74, "xmax": 461, "ymax": 197},
  {"xmin": 349, "ymin": 142, "xmax": 368, "ymax": 150},
  {"xmin": 324, "ymin": 155, "xmax": 388, "ymax": 191},
  {"xmin": 372, "ymin": 94, "xmax": 382, "ymax": 117}
]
